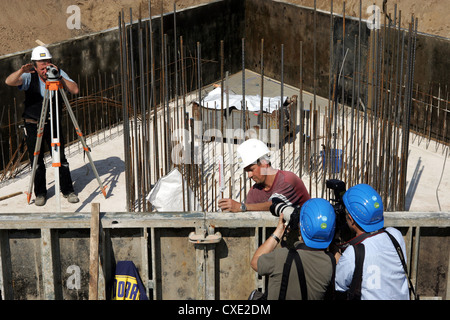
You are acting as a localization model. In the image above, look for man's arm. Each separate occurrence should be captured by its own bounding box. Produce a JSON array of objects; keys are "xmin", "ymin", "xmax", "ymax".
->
[
  {"xmin": 50, "ymin": 64, "xmax": 79, "ymax": 95},
  {"xmin": 217, "ymin": 198, "xmax": 272, "ymax": 212},
  {"xmin": 250, "ymin": 214, "xmax": 285, "ymax": 271},
  {"xmin": 5, "ymin": 64, "xmax": 34, "ymax": 87},
  {"xmin": 60, "ymin": 77, "xmax": 79, "ymax": 95}
]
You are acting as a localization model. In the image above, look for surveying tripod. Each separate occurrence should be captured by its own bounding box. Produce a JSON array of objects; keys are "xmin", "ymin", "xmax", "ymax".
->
[{"xmin": 26, "ymin": 68, "xmax": 107, "ymax": 210}]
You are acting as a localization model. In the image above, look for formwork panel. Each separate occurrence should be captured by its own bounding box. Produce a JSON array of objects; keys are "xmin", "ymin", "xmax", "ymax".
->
[
  {"xmin": 8, "ymin": 230, "xmax": 42, "ymax": 300},
  {"xmin": 216, "ymin": 228, "xmax": 257, "ymax": 300},
  {"xmin": 157, "ymin": 228, "xmax": 197, "ymax": 300},
  {"xmin": 416, "ymin": 228, "xmax": 450, "ymax": 299},
  {"xmin": 56, "ymin": 229, "xmax": 90, "ymax": 300},
  {"xmin": 0, "ymin": 211, "xmax": 449, "ymax": 300},
  {"xmin": 109, "ymin": 229, "xmax": 144, "ymax": 265}
]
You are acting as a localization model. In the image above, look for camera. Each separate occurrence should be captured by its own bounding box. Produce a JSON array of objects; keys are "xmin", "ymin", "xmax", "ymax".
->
[
  {"xmin": 269, "ymin": 179, "xmax": 353, "ymax": 245},
  {"xmin": 269, "ymin": 198, "xmax": 300, "ymax": 231},
  {"xmin": 326, "ymin": 179, "xmax": 352, "ymax": 243},
  {"xmin": 46, "ymin": 65, "xmax": 60, "ymax": 80}
]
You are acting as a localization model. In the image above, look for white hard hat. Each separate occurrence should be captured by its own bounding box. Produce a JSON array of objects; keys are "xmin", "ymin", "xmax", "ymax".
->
[
  {"xmin": 31, "ymin": 46, "xmax": 52, "ymax": 61},
  {"xmin": 237, "ymin": 139, "xmax": 270, "ymax": 169}
]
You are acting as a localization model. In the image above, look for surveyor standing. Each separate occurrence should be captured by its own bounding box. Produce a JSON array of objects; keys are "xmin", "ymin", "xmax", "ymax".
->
[
  {"xmin": 5, "ymin": 46, "xmax": 79, "ymax": 206},
  {"xmin": 334, "ymin": 184, "xmax": 410, "ymax": 300},
  {"xmin": 218, "ymin": 138, "xmax": 310, "ymax": 212}
]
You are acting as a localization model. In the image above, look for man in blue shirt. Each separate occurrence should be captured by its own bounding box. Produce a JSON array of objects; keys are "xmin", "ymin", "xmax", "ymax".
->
[
  {"xmin": 334, "ymin": 184, "xmax": 410, "ymax": 300},
  {"xmin": 5, "ymin": 46, "xmax": 79, "ymax": 206}
]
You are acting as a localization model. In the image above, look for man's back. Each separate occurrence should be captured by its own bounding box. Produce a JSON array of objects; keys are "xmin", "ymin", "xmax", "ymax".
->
[
  {"xmin": 335, "ymin": 227, "xmax": 410, "ymax": 300},
  {"xmin": 257, "ymin": 243, "xmax": 334, "ymax": 300}
]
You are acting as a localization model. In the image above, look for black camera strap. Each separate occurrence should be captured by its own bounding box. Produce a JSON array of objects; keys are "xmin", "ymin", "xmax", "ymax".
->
[
  {"xmin": 324, "ymin": 251, "xmax": 336, "ymax": 300},
  {"xmin": 339, "ymin": 228, "xmax": 385, "ymax": 250},
  {"xmin": 347, "ymin": 243, "xmax": 365, "ymax": 300},
  {"xmin": 383, "ymin": 229, "xmax": 418, "ymax": 300},
  {"xmin": 279, "ymin": 249, "xmax": 307, "ymax": 300}
]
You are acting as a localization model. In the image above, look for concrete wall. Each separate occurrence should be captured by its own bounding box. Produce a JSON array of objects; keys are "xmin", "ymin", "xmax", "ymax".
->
[
  {"xmin": 1, "ymin": 210, "xmax": 449, "ymax": 300},
  {"xmin": 244, "ymin": 0, "xmax": 450, "ymax": 142}
]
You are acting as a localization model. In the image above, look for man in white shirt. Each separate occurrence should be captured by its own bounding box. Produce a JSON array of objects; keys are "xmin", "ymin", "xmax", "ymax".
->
[{"xmin": 334, "ymin": 184, "xmax": 410, "ymax": 300}]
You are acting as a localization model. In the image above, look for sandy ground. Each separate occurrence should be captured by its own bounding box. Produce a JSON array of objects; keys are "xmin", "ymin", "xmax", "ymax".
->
[{"xmin": 0, "ymin": 0, "xmax": 448, "ymax": 56}]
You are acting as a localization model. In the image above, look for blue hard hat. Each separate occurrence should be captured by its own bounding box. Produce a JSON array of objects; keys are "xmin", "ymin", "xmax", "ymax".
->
[
  {"xmin": 343, "ymin": 184, "xmax": 384, "ymax": 232},
  {"xmin": 300, "ymin": 198, "xmax": 336, "ymax": 249}
]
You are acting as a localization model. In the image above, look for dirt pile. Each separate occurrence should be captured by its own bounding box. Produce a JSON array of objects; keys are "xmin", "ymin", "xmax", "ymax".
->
[
  {"xmin": 0, "ymin": 0, "xmax": 448, "ymax": 57},
  {"xmin": 0, "ymin": 0, "xmax": 210, "ymax": 56}
]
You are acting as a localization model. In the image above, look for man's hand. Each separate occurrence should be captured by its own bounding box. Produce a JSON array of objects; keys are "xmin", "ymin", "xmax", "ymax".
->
[
  {"xmin": 20, "ymin": 63, "xmax": 35, "ymax": 74},
  {"xmin": 218, "ymin": 198, "xmax": 241, "ymax": 212},
  {"xmin": 274, "ymin": 213, "xmax": 287, "ymax": 236},
  {"xmin": 5, "ymin": 64, "xmax": 35, "ymax": 87}
]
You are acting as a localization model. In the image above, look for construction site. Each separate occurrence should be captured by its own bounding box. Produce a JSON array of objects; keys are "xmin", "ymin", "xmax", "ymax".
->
[{"xmin": 0, "ymin": 0, "xmax": 449, "ymax": 301}]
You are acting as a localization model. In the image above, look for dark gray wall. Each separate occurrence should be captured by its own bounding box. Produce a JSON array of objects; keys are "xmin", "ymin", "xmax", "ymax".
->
[{"xmin": 244, "ymin": 0, "xmax": 449, "ymax": 142}]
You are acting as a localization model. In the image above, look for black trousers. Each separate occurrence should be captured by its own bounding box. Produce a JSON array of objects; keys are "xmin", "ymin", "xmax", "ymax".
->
[{"xmin": 25, "ymin": 120, "xmax": 75, "ymax": 197}]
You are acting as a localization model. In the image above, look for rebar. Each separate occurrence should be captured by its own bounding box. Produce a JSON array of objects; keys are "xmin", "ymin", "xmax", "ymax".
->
[{"xmin": 1, "ymin": 2, "xmax": 438, "ymax": 214}]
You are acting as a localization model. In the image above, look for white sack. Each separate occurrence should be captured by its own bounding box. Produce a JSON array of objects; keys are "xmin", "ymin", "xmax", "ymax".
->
[
  {"xmin": 198, "ymin": 87, "xmax": 287, "ymax": 114},
  {"xmin": 146, "ymin": 168, "xmax": 202, "ymax": 212}
]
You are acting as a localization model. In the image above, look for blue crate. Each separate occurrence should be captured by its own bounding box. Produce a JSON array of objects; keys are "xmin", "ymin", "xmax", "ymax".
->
[{"xmin": 321, "ymin": 149, "xmax": 343, "ymax": 173}]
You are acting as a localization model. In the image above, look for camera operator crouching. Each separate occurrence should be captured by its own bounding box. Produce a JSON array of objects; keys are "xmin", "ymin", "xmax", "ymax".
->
[{"xmin": 250, "ymin": 198, "xmax": 336, "ymax": 300}]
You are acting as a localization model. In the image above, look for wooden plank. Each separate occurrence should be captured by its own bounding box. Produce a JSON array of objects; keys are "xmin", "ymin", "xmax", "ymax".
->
[
  {"xmin": 140, "ymin": 227, "xmax": 150, "ymax": 299},
  {"xmin": 0, "ymin": 230, "xmax": 13, "ymax": 300},
  {"xmin": 0, "ymin": 192, "xmax": 22, "ymax": 201},
  {"xmin": 41, "ymin": 228, "xmax": 55, "ymax": 300},
  {"xmin": 89, "ymin": 203, "xmax": 100, "ymax": 300}
]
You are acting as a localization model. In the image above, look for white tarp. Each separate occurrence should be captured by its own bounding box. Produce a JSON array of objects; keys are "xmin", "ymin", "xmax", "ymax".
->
[
  {"xmin": 146, "ymin": 168, "xmax": 202, "ymax": 212},
  {"xmin": 198, "ymin": 87, "xmax": 287, "ymax": 114}
]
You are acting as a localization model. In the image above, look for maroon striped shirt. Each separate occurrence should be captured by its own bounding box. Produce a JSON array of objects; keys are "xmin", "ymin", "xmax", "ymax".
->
[{"xmin": 246, "ymin": 170, "xmax": 310, "ymax": 207}]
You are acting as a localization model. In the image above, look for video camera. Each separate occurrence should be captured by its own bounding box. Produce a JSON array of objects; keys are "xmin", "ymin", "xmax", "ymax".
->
[
  {"xmin": 325, "ymin": 179, "xmax": 352, "ymax": 242},
  {"xmin": 46, "ymin": 65, "xmax": 60, "ymax": 80}
]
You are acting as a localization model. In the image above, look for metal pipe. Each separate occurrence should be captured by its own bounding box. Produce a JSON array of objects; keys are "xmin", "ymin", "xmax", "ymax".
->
[
  {"xmin": 280, "ymin": 43, "xmax": 284, "ymax": 170},
  {"xmin": 299, "ymin": 41, "xmax": 304, "ymax": 179}
]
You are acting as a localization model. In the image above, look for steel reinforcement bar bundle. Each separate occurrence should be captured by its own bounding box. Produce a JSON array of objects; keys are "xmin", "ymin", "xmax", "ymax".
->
[{"xmin": 118, "ymin": 1, "xmax": 420, "ymax": 213}]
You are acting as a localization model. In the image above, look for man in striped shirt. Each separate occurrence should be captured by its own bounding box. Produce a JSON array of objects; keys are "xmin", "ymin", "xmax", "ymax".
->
[{"xmin": 218, "ymin": 139, "xmax": 310, "ymax": 212}]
